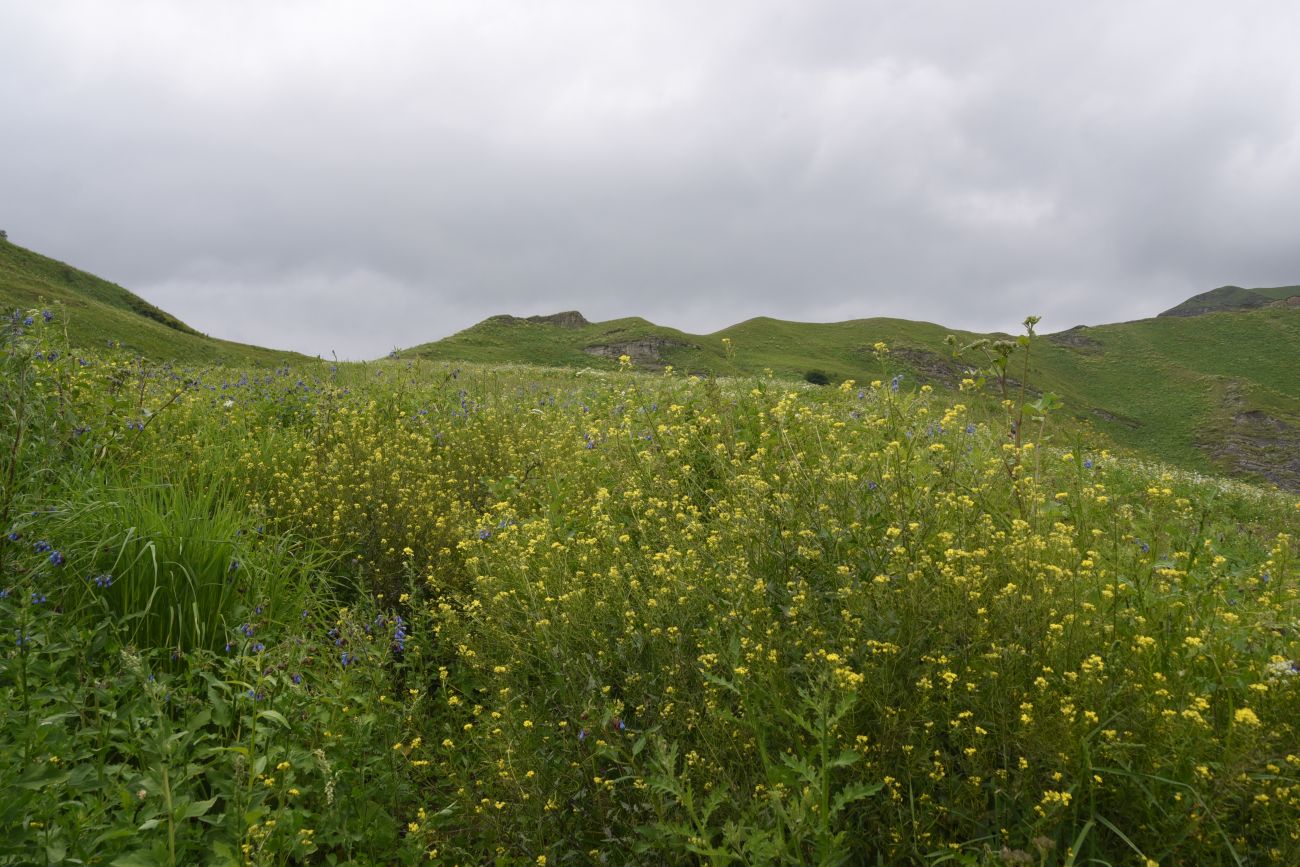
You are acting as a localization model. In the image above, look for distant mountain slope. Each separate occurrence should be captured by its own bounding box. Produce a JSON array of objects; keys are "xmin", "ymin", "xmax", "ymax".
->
[
  {"xmin": 1159, "ymin": 284, "xmax": 1300, "ymax": 317},
  {"xmin": 0, "ymin": 240, "xmax": 306, "ymax": 365},
  {"xmin": 401, "ymin": 301, "xmax": 1300, "ymax": 489}
]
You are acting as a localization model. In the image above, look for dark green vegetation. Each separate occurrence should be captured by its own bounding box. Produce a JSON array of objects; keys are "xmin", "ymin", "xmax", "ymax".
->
[
  {"xmin": 403, "ymin": 304, "xmax": 1300, "ymax": 490},
  {"xmin": 0, "ymin": 240, "xmax": 305, "ymax": 366}
]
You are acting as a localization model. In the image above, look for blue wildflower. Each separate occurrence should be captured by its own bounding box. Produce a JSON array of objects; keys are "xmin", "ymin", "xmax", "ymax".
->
[
  {"xmin": 31, "ymin": 591, "xmax": 47, "ymax": 604},
  {"xmin": 33, "ymin": 540, "xmax": 51, "ymax": 553},
  {"xmin": 341, "ymin": 651, "xmax": 354, "ymax": 667},
  {"xmin": 48, "ymin": 551, "xmax": 65, "ymax": 567},
  {"xmin": 41, "ymin": 310, "xmax": 53, "ymax": 323}
]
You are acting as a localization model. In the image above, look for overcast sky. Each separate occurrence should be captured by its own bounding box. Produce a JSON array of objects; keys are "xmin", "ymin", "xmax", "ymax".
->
[{"xmin": 3, "ymin": 1, "xmax": 1300, "ymax": 359}]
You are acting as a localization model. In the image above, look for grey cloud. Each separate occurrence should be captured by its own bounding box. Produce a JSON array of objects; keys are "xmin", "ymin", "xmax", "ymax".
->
[{"xmin": 3, "ymin": 0, "xmax": 1299, "ymax": 358}]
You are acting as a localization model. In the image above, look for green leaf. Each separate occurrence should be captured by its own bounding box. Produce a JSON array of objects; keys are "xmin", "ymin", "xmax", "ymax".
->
[
  {"xmin": 14, "ymin": 767, "xmax": 69, "ymax": 790},
  {"xmin": 831, "ymin": 781, "xmax": 883, "ymax": 816},
  {"xmin": 698, "ymin": 670, "xmax": 739, "ymax": 694},
  {"xmin": 256, "ymin": 709, "xmax": 290, "ymax": 729},
  {"xmin": 828, "ymin": 749, "xmax": 862, "ymax": 769},
  {"xmin": 182, "ymin": 796, "xmax": 218, "ymax": 819}
]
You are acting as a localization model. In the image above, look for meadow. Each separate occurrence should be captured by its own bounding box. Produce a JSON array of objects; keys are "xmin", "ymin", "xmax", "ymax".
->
[{"xmin": 1, "ymin": 309, "xmax": 1297, "ymax": 865}]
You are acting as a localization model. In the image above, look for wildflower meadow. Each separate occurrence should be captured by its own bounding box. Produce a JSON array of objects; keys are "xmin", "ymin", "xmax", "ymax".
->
[{"xmin": 1, "ymin": 309, "xmax": 1297, "ymax": 865}]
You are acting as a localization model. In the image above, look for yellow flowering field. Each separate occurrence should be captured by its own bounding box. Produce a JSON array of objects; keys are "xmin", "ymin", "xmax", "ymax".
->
[{"xmin": 1, "ymin": 313, "xmax": 1297, "ymax": 864}]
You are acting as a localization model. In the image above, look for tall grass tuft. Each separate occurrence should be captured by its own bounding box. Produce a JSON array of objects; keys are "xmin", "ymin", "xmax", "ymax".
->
[{"xmin": 48, "ymin": 470, "xmax": 311, "ymax": 656}]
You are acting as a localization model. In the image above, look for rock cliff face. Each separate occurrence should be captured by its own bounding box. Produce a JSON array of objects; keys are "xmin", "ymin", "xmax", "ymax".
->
[
  {"xmin": 1205, "ymin": 410, "xmax": 1300, "ymax": 491},
  {"xmin": 1199, "ymin": 382, "xmax": 1300, "ymax": 491},
  {"xmin": 488, "ymin": 311, "xmax": 590, "ymax": 328},
  {"xmin": 1046, "ymin": 326, "xmax": 1103, "ymax": 353},
  {"xmin": 583, "ymin": 337, "xmax": 690, "ymax": 367}
]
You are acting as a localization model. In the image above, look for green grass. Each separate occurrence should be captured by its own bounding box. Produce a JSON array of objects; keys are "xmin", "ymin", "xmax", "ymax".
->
[
  {"xmin": 403, "ymin": 305, "xmax": 1300, "ymax": 489},
  {"xmin": 0, "ymin": 241, "xmax": 307, "ymax": 366}
]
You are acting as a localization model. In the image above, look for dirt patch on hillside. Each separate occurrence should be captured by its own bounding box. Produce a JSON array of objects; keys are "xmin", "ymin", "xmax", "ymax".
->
[{"xmin": 1090, "ymin": 407, "xmax": 1143, "ymax": 429}]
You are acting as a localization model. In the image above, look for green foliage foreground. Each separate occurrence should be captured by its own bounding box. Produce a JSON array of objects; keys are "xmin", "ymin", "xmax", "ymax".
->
[{"xmin": 1, "ymin": 310, "xmax": 1298, "ymax": 865}]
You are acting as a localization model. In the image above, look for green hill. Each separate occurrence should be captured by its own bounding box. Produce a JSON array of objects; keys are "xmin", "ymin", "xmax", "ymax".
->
[
  {"xmin": 4, "ymin": 235, "xmax": 1295, "ymax": 488},
  {"xmin": 1158, "ymin": 283, "xmax": 1300, "ymax": 317},
  {"xmin": 0, "ymin": 239, "xmax": 306, "ymax": 366},
  {"xmin": 402, "ymin": 303, "xmax": 1300, "ymax": 489}
]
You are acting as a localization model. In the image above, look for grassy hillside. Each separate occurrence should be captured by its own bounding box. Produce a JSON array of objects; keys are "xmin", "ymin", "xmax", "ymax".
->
[
  {"xmin": 1159, "ymin": 283, "xmax": 1300, "ymax": 316},
  {"xmin": 3, "ymin": 234, "xmax": 1293, "ymax": 486},
  {"xmin": 0, "ymin": 240, "xmax": 306, "ymax": 366},
  {"xmin": 402, "ymin": 304, "xmax": 1300, "ymax": 488}
]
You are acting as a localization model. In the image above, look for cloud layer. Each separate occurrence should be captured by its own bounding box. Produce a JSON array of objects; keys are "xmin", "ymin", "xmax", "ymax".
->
[{"xmin": 3, "ymin": 1, "xmax": 1299, "ymax": 358}]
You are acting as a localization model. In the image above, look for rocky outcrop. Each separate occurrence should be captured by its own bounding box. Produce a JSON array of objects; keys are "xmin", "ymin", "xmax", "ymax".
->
[
  {"xmin": 1205, "ymin": 410, "xmax": 1300, "ymax": 491},
  {"xmin": 886, "ymin": 347, "xmax": 966, "ymax": 388},
  {"xmin": 488, "ymin": 311, "xmax": 590, "ymax": 328},
  {"xmin": 584, "ymin": 337, "xmax": 690, "ymax": 367},
  {"xmin": 1200, "ymin": 382, "xmax": 1300, "ymax": 490},
  {"xmin": 1047, "ymin": 326, "xmax": 1103, "ymax": 353}
]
